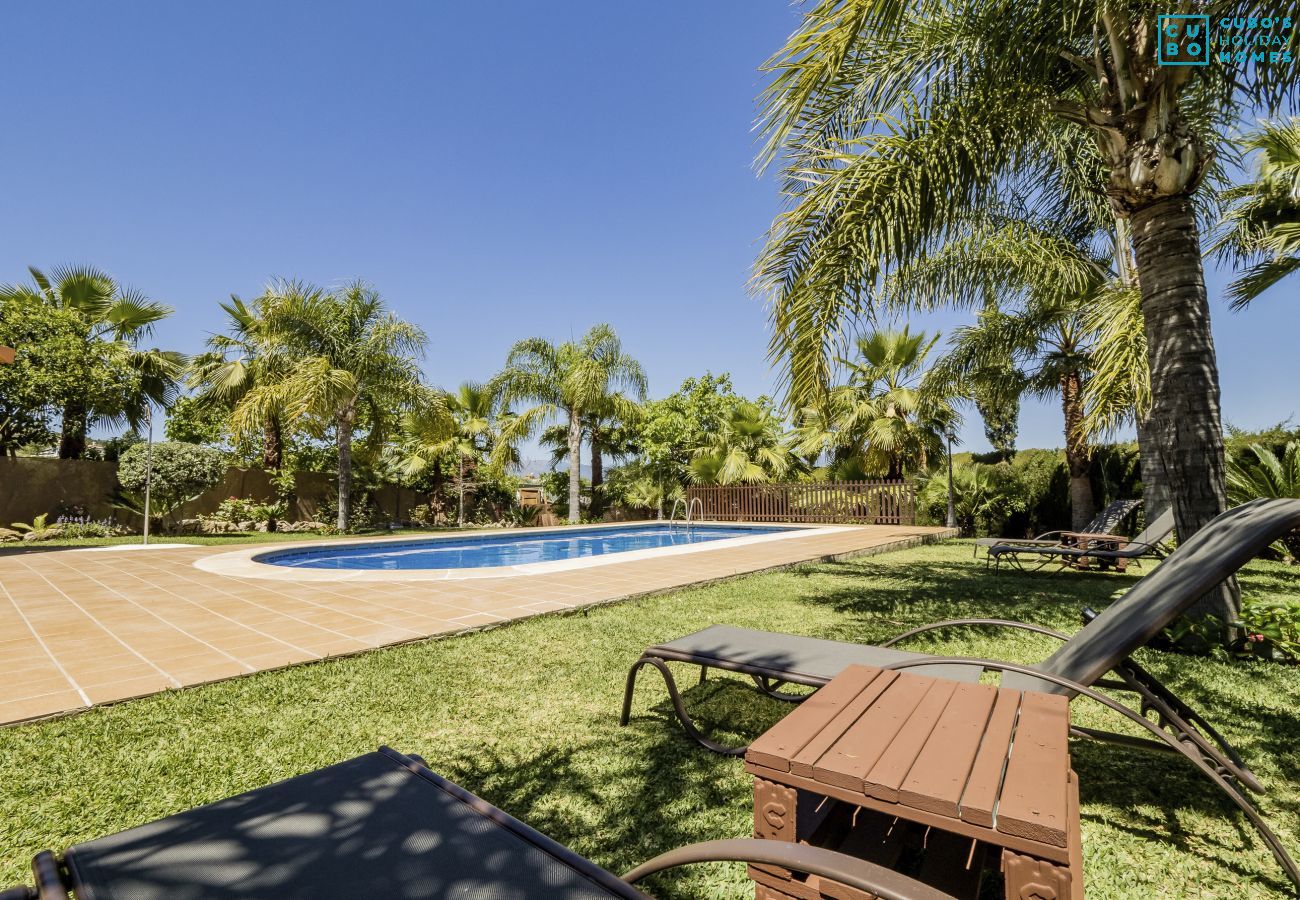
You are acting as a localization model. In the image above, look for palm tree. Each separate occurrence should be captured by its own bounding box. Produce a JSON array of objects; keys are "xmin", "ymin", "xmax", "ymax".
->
[
  {"xmin": 230, "ymin": 280, "xmax": 426, "ymax": 530},
  {"xmin": 0, "ymin": 265, "xmax": 176, "ymax": 457},
  {"xmin": 690, "ymin": 401, "xmax": 799, "ymax": 484},
  {"xmin": 796, "ymin": 327, "xmax": 954, "ymax": 479},
  {"xmin": 755, "ymin": 0, "xmax": 1294, "ymax": 624},
  {"xmin": 876, "ymin": 217, "xmax": 1113, "ymax": 528},
  {"xmin": 537, "ymin": 402, "xmax": 640, "ymax": 515},
  {"xmin": 495, "ymin": 324, "xmax": 646, "ymax": 524},
  {"xmin": 930, "ymin": 300, "xmax": 1097, "ymax": 529},
  {"xmin": 188, "ymin": 294, "xmax": 291, "ymax": 470},
  {"xmin": 1214, "ymin": 119, "xmax": 1300, "ymax": 308},
  {"xmin": 399, "ymin": 382, "xmax": 494, "ymax": 525}
]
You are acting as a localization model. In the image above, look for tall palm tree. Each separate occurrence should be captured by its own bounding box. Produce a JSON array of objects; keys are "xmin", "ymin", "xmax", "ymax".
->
[
  {"xmin": 231, "ymin": 280, "xmax": 426, "ymax": 530},
  {"xmin": 796, "ymin": 327, "xmax": 954, "ymax": 479},
  {"xmin": 1214, "ymin": 118, "xmax": 1300, "ymax": 308},
  {"xmin": 876, "ymin": 215, "xmax": 1116, "ymax": 528},
  {"xmin": 691, "ymin": 401, "xmax": 799, "ymax": 484},
  {"xmin": 495, "ymin": 324, "xmax": 646, "ymax": 524},
  {"xmin": 930, "ymin": 300, "xmax": 1098, "ymax": 529},
  {"xmin": 188, "ymin": 294, "xmax": 291, "ymax": 470},
  {"xmin": 537, "ymin": 402, "xmax": 640, "ymax": 514},
  {"xmin": 0, "ymin": 265, "xmax": 176, "ymax": 457},
  {"xmin": 399, "ymin": 382, "xmax": 494, "ymax": 525},
  {"xmin": 755, "ymin": 0, "xmax": 1294, "ymax": 624}
]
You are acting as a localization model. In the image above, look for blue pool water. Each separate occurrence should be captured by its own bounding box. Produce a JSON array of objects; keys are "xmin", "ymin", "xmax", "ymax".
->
[{"xmin": 258, "ymin": 524, "xmax": 791, "ymax": 570}]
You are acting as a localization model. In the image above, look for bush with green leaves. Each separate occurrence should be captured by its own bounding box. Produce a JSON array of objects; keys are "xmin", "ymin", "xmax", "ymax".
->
[
  {"xmin": 208, "ymin": 497, "xmax": 288, "ymax": 527},
  {"xmin": 1227, "ymin": 441, "xmax": 1300, "ymax": 561},
  {"xmin": 1238, "ymin": 596, "xmax": 1300, "ymax": 661},
  {"xmin": 117, "ymin": 442, "xmax": 226, "ymax": 523}
]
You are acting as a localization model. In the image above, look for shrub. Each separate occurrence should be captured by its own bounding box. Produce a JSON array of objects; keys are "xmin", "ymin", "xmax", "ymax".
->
[
  {"xmin": 1226, "ymin": 442, "xmax": 1300, "ymax": 561},
  {"xmin": 208, "ymin": 497, "xmax": 288, "ymax": 527},
  {"xmin": 117, "ymin": 442, "xmax": 226, "ymax": 524},
  {"xmin": 409, "ymin": 500, "xmax": 450, "ymax": 527}
]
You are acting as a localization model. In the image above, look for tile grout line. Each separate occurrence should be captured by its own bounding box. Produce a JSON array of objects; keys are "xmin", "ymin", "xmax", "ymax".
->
[
  {"xmin": 125, "ymin": 558, "xmax": 414, "ymax": 645},
  {"xmin": 16, "ymin": 561, "xmax": 181, "ymax": 689},
  {"xmin": 43, "ymin": 557, "xmax": 256, "ymax": 674},
  {"xmin": 88, "ymin": 560, "xmax": 325, "ymax": 660},
  {"xmin": 0, "ymin": 578, "xmax": 91, "ymax": 706}
]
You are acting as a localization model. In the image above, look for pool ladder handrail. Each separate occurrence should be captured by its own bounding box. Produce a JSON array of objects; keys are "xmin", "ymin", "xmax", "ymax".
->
[{"xmin": 668, "ymin": 498, "xmax": 704, "ymax": 528}]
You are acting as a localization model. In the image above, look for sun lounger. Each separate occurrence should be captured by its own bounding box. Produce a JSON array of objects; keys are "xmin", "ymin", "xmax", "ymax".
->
[
  {"xmin": 973, "ymin": 497, "xmax": 1142, "ymax": 561},
  {"xmin": 986, "ymin": 506, "xmax": 1174, "ymax": 572},
  {"xmin": 0, "ymin": 746, "xmax": 953, "ymax": 900},
  {"xmin": 621, "ymin": 498, "xmax": 1300, "ymax": 889}
]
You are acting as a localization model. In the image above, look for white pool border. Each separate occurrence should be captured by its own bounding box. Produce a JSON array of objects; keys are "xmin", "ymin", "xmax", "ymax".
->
[{"xmin": 193, "ymin": 521, "xmax": 849, "ymax": 582}]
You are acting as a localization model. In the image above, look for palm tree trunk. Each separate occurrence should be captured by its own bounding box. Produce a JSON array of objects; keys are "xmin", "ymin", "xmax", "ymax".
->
[
  {"xmin": 1136, "ymin": 413, "xmax": 1171, "ymax": 520},
  {"xmin": 58, "ymin": 400, "xmax": 88, "ymax": 459},
  {"xmin": 567, "ymin": 409, "xmax": 582, "ymax": 524},
  {"xmin": 589, "ymin": 433, "xmax": 604, "ymax": 517},
  {"xmin": 262, "ymin": 415, "xmax": 283, "ymax": 470},
  {"xmin": 458, "ymin": 456, "xmax": 465, "ymax": 526},
  {"xmin": 1060, "ymin": 370, "xmax": 1094, "ymax": 532},
  {"xmin": 1129, "ymin": 196, "xmax": 1237, "ymax": 625},
  {"xmin": 336, "ymin": 407, "xmax": 355, "ymax": 531}
]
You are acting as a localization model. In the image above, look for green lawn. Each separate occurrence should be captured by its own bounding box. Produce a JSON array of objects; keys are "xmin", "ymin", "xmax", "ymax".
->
[{"xmin": 1, "ymin": 541, "xmax": 1297, "ymax": 897}]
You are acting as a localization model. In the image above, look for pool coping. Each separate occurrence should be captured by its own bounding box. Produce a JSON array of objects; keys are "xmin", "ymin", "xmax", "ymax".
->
[{"xmin": 193, "ymin": 520, "xmax": 848, "ymax": 582}]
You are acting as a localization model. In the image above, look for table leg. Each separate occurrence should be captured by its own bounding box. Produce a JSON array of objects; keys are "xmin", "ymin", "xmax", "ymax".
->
[
  {"xmin": 1001, "ymin": 850, "xmax": 1074, "ymax": 900},
  {"xmin": 753, "ymin": 777, "xmax": 798, "ymax": 879}
]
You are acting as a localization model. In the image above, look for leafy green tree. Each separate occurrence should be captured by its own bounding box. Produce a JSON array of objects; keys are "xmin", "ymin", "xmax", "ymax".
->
[
  {"xmin": 229, "ymin": 280, "xmax": 426, "ymax": 530},
  {"xmin": 690, "ymin": 401, "xmax": 799, "ymax": 484},
  {"xmin": 0, "ymin": 266, "xmax": 180, "ymax": 457},
  {"xmin": 636, "ymin": 374, "xmax": 745, "ymax": 489},
  {"xmin": 187, "ymin": 294, "xmax": 294, "ymax": 470},
  {"xmin": 495, "ymin": 324, "xmax": 646, "ymax": 523},
  {"xmin": 796, "ymin": 327, "xmax": 955, "ymax": 479},
  {"xmin": 399, "ymin": 383, "xmax": 495, "ymax": 525},
  {"xmin": 970, "ymin": 372, "xmax": 1020, "ymax": 463},
  {"xmin": 117, "ymin": 441, "xmax": 226, "ymax": 525},
  {"xmin": 0, "ymin": 296, "xmax": 88, "ymax": 454},
  {"xmin": 1214, "ymin": 119, "xmax": 1300, "ymax": 308},
  {"xmin": 755, "ymin": 0, "xmax": 1294, "ymax": 625}
]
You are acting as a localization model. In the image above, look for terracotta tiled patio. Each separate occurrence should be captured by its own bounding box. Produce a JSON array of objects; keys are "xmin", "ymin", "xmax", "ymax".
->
[{"xmin": 0, "ymin": 524, "xmax": 953, "ymax": 726}]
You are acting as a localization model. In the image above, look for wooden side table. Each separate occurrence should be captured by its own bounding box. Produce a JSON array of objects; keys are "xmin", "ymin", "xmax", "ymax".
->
[{"xmin": 744, "ymin": 664, "xmax": 1082, "ymax": 900}]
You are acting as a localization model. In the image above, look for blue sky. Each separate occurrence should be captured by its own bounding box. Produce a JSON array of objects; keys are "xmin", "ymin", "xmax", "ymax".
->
[{"xmin": 2, "ymin": 1, "xmax": 1294, "ymax": 458}]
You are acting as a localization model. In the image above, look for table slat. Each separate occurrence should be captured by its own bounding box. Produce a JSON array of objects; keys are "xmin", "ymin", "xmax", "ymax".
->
[
  {"xmin": 898, "ymin": 682, "xmax": 999, "ymax": 816},
  {"xmin": 863, "ymin": 677, "xmax": 960, "ymax": 803},
  {"xmin": 788, "ymin": 669, "xmax": 900, "ymax": 778},
  {"xmin": 747, "ymin": 665, "xmax": 884, "ymax": 772},
  {"xmin": 957, "ymin": 690, "xmax": 1021, "ymax": 828},
  {"xmin": 811, "ymin": 673, "xmax": 933, "ymax": 791},
  {"xmin": 996, "ymin": 691, "xmax": 1070, "ymax": 847}
]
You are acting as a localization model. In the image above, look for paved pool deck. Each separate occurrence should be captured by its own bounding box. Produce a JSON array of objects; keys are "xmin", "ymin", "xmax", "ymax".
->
[{"xmin": 0, "ymin": 523, "xmax": 955, "ymax": 726}]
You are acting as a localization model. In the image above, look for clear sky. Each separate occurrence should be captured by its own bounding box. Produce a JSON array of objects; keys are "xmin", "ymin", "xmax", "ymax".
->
[{"xmin": 2, "ymin": 1, "xmax": 1295, "ymax": 458}]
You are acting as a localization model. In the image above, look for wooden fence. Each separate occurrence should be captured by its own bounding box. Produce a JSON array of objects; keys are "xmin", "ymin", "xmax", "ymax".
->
[{"xmin": 685, "ymin": 481, "xmax": 916, "ymax": 526}]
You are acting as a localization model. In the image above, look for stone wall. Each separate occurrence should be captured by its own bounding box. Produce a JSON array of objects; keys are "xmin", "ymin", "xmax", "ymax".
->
[
  {"xmin": 0, "ymin": 458, "xmax": 121, "ymax": 524},
  {"xmin": 0, "ymin": 458, "xmax": 432, "ymax": 526}
]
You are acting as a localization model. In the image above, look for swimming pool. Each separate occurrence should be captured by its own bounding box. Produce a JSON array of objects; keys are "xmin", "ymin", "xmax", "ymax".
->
[{"xmin": 257, "ymin": 523, "xmax": 793, "ymax": 571}]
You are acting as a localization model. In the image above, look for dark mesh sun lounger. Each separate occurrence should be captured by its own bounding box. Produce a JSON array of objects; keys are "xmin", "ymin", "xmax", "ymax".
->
[
  {"xmin": 0, "ymin": 747, "xmax": 953, "ymax": 900},
  {"xmin": 986, "ymin": 507, "xmax": 1173, "ymax": 572},
  {"xmin": 622, "ymin": 499, "xmax": 1300, "ymax": 889},
  {"xmin": 974, "ymin": 497, "xmax": 1142, "ymax": 562}
]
